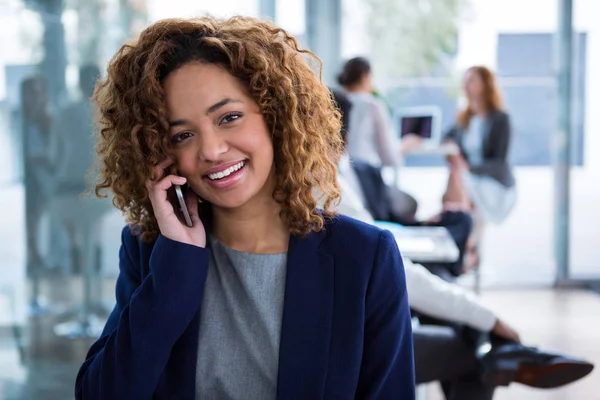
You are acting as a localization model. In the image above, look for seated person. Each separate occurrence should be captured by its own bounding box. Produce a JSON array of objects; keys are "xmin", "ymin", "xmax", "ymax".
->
[
  {"xmin": 331, "ymin": 89, "xmax": 593, "ymax": 399},
  {"xmin": 331, "ymin": 88, "xmax": 473, "ymax": 279},
  {"xmin": 336, "ymin": 171, "xmax": 594, "ymax": 400},
  {"xmin": 340, "ymin": 148, "xmax": 473, "ymax": 280}
]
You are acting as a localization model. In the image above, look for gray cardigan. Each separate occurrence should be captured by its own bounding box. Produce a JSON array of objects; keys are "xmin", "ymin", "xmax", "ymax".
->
[{"xmin": 444, "ymin": 110, "xmax": 515, "ymax": 188}]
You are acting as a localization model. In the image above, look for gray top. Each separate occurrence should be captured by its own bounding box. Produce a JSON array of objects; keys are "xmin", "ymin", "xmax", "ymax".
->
[{"xmin": 196, "ymin": 236, "xmax": 287, "ymax": 400}]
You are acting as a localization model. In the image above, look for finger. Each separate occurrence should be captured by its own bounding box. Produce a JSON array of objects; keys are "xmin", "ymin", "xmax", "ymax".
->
[
  {"xmin": 152, "ymin": 158, "xmax": 174, "ymax": 181},
  {"xmin": 153, "ymin": 175, "xmax": 186, "ymax": 193},
  {"xmin": 185, "ymin": 189, "xmax": 201, "ymax": 222}
]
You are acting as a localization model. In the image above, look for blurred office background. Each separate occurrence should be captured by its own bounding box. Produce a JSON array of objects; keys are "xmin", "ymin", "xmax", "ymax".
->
[{"xmin": 0, "ymin": 0, "xmax": 599, "ymax": 399}]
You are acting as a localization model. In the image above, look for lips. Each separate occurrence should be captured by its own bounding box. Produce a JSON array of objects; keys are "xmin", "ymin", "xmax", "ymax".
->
[
  {"xmin": 200, "ymin": 159, "xmax": 249, "ymax": 190},
  {"xmin": 204, "ymin": 160, "xmax": 247, "ymax": 181}
]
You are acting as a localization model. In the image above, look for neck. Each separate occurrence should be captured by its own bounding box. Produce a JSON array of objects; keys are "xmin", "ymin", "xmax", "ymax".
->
[
  {"xmin": 470, "ymin": 99, "xmax": 485, "ymax": 115},
  {"xmin": 211, "ymin": 192, "xmax": 289, "ymax": 254},
  {"xmin": 345, "ymin": 84, "xmax": 369, "ymax": 93}
]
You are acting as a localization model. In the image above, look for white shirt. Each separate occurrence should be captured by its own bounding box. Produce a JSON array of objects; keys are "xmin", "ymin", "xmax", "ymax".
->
[
  {"xmin": 462, "ymin": 115, "xmax": 485, "ymax": 166},
  {"xmin": 332, "ymin": 168, "xmax": 497, "ymax": 332},
  {"xmin": 346, "ymin": 92, "xmax": 400, "ymax": 167}
]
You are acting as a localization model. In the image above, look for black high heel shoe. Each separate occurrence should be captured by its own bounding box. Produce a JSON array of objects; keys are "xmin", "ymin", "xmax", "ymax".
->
[{"xmin": 477, "ymin": 338, "xmax": 594, "ymax": 388}]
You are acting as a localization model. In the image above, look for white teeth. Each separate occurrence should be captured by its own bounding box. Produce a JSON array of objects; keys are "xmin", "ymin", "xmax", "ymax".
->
[{"xmin": 208, "ymin": 161, "xmax": 246, "ymax": 180}]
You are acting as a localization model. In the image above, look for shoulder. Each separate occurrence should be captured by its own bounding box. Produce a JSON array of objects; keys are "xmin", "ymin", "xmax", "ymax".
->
[
  {"xmin": 121, "ymin": 225, "xmax": 143, "ymax": 251},
  {"xmin": 326, "ymin": 213, "xmax": 384, "ymax": 239},
  {"xmin": 120, "ymin": 225, "xmax": 157, "ymax": 264},
  {"xmin": 491, "ymin": 110, "xmax": 510, "ymax": 123},
  {"xmin": 348, "ymin": 92, "xmax": 379, "ymax": 108},
  {"xmin": 322, "ymin": 215, "xmax": 398, "ymax": 260},
  {"xmin": 320, "ymin": 215, "xmax": 406, "ymax": 300}
]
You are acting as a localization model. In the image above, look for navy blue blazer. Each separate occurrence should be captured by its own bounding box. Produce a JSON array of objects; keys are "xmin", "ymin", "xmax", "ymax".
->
[{"xmin": 75, "ymin": 215, "xmax": 415, "ymax": 399}]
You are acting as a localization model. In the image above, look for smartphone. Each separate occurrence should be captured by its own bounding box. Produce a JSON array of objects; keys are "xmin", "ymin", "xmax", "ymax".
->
[
  {"xmin": 167, "ymin": 184, "xmax": 193, "ymax": 227},
  {"xmin": 175, "ymin": 185, "xmax": 193, "ymax": 227}
]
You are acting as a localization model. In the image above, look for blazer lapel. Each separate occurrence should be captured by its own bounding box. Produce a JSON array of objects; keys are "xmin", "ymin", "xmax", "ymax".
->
[
  {"xmin": 276, "ymin": 230, "xmax": 334, "ymax": 399},
  {"xmin": 482, "ymin": 113, "xmax": 496, "ymax": 155}
]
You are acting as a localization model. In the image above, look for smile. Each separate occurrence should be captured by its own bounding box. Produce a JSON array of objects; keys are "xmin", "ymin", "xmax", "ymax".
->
[{"xmin": 207, "ymin": 160, "xmax": 247, "ymax": 181}]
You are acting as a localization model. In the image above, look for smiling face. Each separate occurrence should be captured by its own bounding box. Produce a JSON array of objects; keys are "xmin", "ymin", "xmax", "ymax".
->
[{"xmin": 163, "ymin": 62, "xmax": 275, "ymax": 211}]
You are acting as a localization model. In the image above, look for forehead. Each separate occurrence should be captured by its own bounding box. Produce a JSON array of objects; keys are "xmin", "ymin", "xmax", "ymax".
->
[
  {"xmin": 162, "ymin": 62, "xmax": 247, "ymax": 107},
  {"xmin": 465, "ymin": 70, "xmax": 482, "ymax": 82}
]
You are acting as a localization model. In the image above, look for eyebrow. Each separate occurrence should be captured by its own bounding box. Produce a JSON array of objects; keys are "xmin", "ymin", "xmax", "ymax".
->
[
  {"xmin": 205, "ymin": 97, "xmax": 242, "ymax": 115},
  {"xmin": 169, "ymin": 119, "xmax": 188, "ymax": 127},
  {"xmin": 168, "ymin": 98, "xmax": 243, "ymax": 127}
]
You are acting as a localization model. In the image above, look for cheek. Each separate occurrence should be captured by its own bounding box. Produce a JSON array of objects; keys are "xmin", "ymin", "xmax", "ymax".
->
[
  {"xmin": 252, "ymin": 133, "xmax": 274, "ymax": 168},
  {"xmin": 465, "ymin": 82, "xmax": 474, "ymax": 94},
  {"xmin": 242, "ymin": 120, "xmax": 274, "ymax": 162},
  {"xmin": 172, "ymin": 148, "xmax": 197, "ymax": 177}
]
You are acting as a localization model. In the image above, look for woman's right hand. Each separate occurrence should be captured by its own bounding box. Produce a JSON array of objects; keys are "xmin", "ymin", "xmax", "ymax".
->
[
  {"xmin": 399, "ymin": 133, "xmax": 423, "ymax": 155},
  {"xmin": 146, "ymin": 159, "xmax": 206, "ymax": 248}
]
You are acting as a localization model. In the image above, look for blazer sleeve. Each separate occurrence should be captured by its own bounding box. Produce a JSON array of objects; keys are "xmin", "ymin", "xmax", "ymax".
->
[
  {"xmin": 442, "ymin": 124, "xmax": 459, "ymax": 143},
  {"xmin": 355, "ymin": 230, "xmax": 416, "ymax": 399},
  {"xmin": 75, "ymin": 227, "xmax": 209, "ymax": 400}
]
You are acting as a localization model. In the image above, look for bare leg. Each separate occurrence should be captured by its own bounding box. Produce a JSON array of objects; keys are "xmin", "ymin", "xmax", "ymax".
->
[
  {"xmin": 442, "ymin": 165, "xmax": 471, "ymax": 209},
  {"xmin": 462, "ymin": 212, "xmax": 485, "ymax": 275}
]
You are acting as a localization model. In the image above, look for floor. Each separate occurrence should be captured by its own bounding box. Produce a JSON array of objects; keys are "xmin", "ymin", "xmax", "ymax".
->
[
  {"xmin": 424, "ymin": 288, "xmax": 600, "ymax": 400},
  {"xmin": 0, "ymin": 279, "xmax": 599, "ymax": 400},
  {"xmin": 0, "ymin": 276, "xmax": 101, "ymax": 400}
]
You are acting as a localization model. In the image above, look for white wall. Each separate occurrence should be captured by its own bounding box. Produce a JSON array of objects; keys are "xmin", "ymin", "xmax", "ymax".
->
[
  {"xmin": 341, "ymin": 0, "xmax": 370, "ymax": 59},
  {"xmin": 148, "ymin": 0, "xmax": 259, "ymax": 21}
]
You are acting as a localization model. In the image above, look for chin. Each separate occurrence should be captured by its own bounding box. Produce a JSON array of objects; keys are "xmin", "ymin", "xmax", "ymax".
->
[
  {"xmin": 210, "ymin": 197, "xmax": 253, "ymax": 210},
  {"xmin": 198, "ymin": 186, "xmax": 258, "ymax": 211}
]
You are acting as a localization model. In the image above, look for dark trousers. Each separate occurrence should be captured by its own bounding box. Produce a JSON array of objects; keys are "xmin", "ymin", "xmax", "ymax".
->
[
  {"xmin": 414, "ymin": 324, "xmax": 495, "ymax": 400},
  {"xmin": 395, "ymin": 211, "xmax": 473, "ymax": 277}
]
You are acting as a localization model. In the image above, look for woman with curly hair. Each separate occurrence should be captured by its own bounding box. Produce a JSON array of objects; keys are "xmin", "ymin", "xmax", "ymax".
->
[{"xmin": 75, "ymin": 16, "xmax": 415, "ymax": 400}]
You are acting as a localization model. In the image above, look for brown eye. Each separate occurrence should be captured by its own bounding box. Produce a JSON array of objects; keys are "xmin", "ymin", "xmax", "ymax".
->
[
  {"xmin": 171, "ymin": 131, "xmax": 193, "ymax": 144},
  {"xmin": 219, "ymin": 112, "xmax": 242, "ymax": 125}
]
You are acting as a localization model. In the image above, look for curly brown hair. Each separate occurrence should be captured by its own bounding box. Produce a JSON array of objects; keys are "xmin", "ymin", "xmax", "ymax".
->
[{"xmin": 94, "ymin": 16, "xmax": 343, "ymax": 241}]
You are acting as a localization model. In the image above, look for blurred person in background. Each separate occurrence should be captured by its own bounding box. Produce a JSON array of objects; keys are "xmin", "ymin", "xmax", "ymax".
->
[
  {"xmin": 53, "ymin": 65, "xmax": 101, "ymax": 193},
  {"xmin": 51, "ymin": 65, "xmax": 103, "ymax": 274},
  {"xmin": 331, "ymin": 89, "xmax": 594, "ymax": 400},
  {"xmin": 75, "ymin": 17, "xmax": 415, "ymax": 399},
  {"xmin": 339, "ymin": 166, "xmax": 594, "ymax": 400},
  {"xmin": 338, "ymin": 58, "xmax": 476, "ymax": 279},
  {"xmin": 337, "ymin": 56, "xmax": 405, "ymax": 167},
  {"xmin": 443, "ymin": 66, "xmax": 517, "ymax": 270},
  {"xmin": 21, "ymin": 76, "xmax": 55, "ymax": 275}
]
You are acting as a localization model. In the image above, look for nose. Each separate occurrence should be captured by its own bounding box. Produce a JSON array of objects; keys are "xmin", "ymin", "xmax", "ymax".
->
[{"xmin": 196, "ymin": 128, "xmax": 228, "ymax": 162}]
